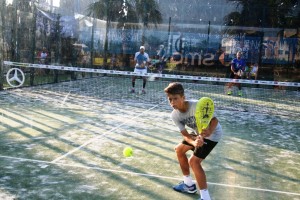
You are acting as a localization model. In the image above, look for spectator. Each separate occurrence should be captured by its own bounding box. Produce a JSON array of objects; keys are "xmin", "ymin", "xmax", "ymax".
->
[
  {"xmin": 78, "ymin": 47, "xmax": 87, "ymax": 67},
  {"xmin": 242, "ymin": 63, "xmax": 251, "ymax": 79},
  {"xmin": 248, "ymin": 63, "xmax": 259, "ymax": 80},
  {"xmin": 38, "ymin": 47, "xmax": 48, "ymax": 64},
  {"xmin": 36, "ymin": 47, "xmax": 49, "ymax": 75},
  {"xmin": 110, "ymin": 54, "xmax": 118, "ymax": 70},
  {"xmin": 157, "ymin": 44, "xmax": 166, "ymax": 73}
]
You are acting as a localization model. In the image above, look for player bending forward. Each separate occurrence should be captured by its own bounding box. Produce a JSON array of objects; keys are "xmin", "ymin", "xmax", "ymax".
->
[{"xmin": 164, "ymin": 82, "xmax": 223, "ymax": 200}]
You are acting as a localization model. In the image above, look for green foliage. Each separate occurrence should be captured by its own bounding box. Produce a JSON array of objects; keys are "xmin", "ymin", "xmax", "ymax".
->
[
  {"xmin": 225, "ymin": 0, "xmax": 299, "ymax": 28},
  {"xmin": 86, "ymin": 0, "xmax": 163, "ymax": 63}
]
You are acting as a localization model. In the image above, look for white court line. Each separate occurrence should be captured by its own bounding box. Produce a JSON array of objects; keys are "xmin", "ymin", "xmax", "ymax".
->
[
  {"xmin": 51, "ymin": 85, "xmax": 190, "ymax": 162},
  {"xmin": 50, "ymin": 103, "xmax": 162, "ymax": 163},
  {"xmin": 1, "ymin": 155, "xmax": 300, "ymax": 197},
  {"xmin": 61, "ymin": 90, "xmax": 71, "ymax": 106}
]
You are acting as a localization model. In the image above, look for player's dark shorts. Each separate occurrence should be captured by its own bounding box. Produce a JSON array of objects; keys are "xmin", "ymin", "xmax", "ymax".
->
[{"xmin": 182, "ymin": 137, "xmax": 218, "ymax": 159}]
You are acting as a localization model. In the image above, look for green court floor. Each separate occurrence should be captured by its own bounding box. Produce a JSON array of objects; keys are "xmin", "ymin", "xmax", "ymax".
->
[{"xmin": 0, "ymin": 80, "xmax": 299, "ymax": 200}]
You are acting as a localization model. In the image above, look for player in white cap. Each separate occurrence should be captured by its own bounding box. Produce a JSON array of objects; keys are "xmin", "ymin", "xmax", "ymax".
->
[{"xmin": 131, "ymin": 46, "xmax": 150, "ymax": 94}]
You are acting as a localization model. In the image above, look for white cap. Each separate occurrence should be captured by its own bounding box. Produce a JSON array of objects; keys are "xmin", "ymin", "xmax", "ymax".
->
[{"xmin": 140, "ymin": 46, "xmax": 145, "ymax": 50}]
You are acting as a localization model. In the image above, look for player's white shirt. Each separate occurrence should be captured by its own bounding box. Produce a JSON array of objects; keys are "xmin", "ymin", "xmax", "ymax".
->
[
  {"xmin": 251, "ymin": 66, "xmax": 258, "ymax": 74},
  {"xmin": 134, "ymin": 52, "xmax": 150, "ymax": 67},
  {"xmin": 134, "ymin": 51, "xmax": 150, "ymax": 74},
  {"xmin": 171, "ymin": 100, "xmax": 223, "ymax": 142},
  {"xmin": 40, "ymin": 52, "xmax": 47, "ymax": 59}
]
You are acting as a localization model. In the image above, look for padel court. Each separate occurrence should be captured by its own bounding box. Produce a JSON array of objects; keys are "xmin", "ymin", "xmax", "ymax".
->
[{"xmin": 0, "ymin": 72, "xmax": 299, "ymax": 200}]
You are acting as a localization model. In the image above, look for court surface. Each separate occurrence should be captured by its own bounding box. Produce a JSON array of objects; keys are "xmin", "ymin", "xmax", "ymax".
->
[{"xmin": 0, "ymin": 77, "xmax": 299, "ymax": 200}]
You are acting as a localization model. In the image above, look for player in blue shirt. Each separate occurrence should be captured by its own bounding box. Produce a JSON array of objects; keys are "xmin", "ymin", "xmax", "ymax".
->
[{"xmin": 227, "ymin": 51, "xmax": 246, "ymax": 96}]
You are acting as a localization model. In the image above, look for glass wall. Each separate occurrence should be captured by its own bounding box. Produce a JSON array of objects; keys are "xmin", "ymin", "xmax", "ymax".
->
[{"xmin": 1, "ymin": 0, "xmax": 299, "ymax": 86}]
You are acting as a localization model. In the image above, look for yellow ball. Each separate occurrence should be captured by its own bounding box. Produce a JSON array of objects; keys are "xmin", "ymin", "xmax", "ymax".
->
[{"xmin": 123, "ymin": 147, "xmax": 133, "ymax": 157}]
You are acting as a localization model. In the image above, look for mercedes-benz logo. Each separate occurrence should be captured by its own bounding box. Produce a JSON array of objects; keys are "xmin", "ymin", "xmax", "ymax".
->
[{"xmin": 6, "ymin": 68, "xmax": 25, "ymax": 87}]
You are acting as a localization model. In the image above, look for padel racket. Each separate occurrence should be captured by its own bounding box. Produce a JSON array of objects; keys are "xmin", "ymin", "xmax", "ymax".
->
[{"xmin": 195, "ymin": 97, "xmax": 215, "ymax": 135}]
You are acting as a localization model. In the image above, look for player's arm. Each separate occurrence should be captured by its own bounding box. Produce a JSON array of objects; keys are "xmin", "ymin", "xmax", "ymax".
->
[
  {"xmin": 171, "ymin": 113, "xmax": 204, "ymax": 147},
  {"xmin": 180, "ymin": 129, "xmax": 204, "ymax": 147},
  {"xmin": 201, "ymin": 117, "xmax": 218, "ymax": 138},
  {"xmin": 133, "ymin": 52, "xmax": 140, "ymax": 64},
  {"xmin": 231, "ymin": 62, "xmax": 236, "ymax": 74},
  {"xmin": 134, "ymin": 52, "xmax": 138, "ymax": 63},
  {"xmin": 145, "ymin": 53, "xmax": 151, "ymax": 66},
  {"xmin": 242, "ymin": 61, "xmax": 246, "ymax": 71}
]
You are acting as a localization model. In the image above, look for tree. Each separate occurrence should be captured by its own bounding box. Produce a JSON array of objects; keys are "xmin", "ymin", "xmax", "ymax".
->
[
  {"xmin": 115, "ymin": 1, "xmax": 139, "ymax": 67},
  {"xmin": 223, "ymin": 0, "xmax": 300, "ymax": 77},
  {"xmin": 116, "ymin": 0, "xmax": 162, "ymax": 67},
  {"xmin": 224, "ymin": 0, "xmax": 299, "ymax": 28},
  {"xmin": 87, "ymin": 0, "xmax": 124, "ymax": 67},
  {"xmin": 134, "ymin": 0, "xmax": 162, "ymax": 45},
  {"xmin": 87, "ymin": 0, "xmax": 162, "ymax": 68}
]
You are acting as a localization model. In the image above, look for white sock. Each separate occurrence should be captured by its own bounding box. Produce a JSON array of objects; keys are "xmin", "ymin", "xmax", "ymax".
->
[
  {"xmin": 183, "ymin": 175, "xmax": 193, "ymax": 186},
  {"xmin": 200, "ymin": 189, "xmax": 211, "ymax": 200}
]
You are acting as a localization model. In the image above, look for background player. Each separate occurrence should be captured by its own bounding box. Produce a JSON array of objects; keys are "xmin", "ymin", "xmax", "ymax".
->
[
  {"xmin": 131, "ymin": 46, "xmax": 150, "ymax": 94},
  {"xmin": 227, "ymin": 51, "xmax": 246, "ymax": 96}
]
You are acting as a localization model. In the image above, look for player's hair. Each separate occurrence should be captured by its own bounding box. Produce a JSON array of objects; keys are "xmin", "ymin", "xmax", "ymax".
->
[{"xmin": 164, "ymin": 82, "xmax": 184, "ymax": 96}]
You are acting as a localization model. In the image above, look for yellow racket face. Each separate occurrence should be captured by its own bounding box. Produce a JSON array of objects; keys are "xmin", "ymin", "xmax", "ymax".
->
[{"xmin": 195, "ymin": 97, "xmax": 215, "ymax": 134}]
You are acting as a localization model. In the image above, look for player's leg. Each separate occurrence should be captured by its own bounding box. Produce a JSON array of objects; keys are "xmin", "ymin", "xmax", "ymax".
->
[
  {"xmin": 236, "ymin": 76, "xmax": 242, "ymax": 96},
  {"xmin": 173, "ymin": 142, "xmax": 197, "ymax": 194},
  {"xmin": 189, "ymin": 157, "xmax": 207, "ymax": 189},
  {"xmin": 189, "ymin": 139, "xmax": 218, "ymax": 200},
  {"xmin": 175, "ymin": 143, "xmax": 193, "ymax": 177},
  {"xmin": 189, "ymin": 156, "xmax": 211, "ymax": 200},
  {"xmin": 142, "ymin": 76, "xmax": 147, "ymax": 94},
  {"xmin": 140, "ymin": 68, "xmax": 147, "ymax": 94},
  {"xmin": 131, "ymin": 76, "xmax": 136, "ymax": 93},
  {"xmin": 227, "ymin": 72, "xmax": 235, "ymax": 95}
]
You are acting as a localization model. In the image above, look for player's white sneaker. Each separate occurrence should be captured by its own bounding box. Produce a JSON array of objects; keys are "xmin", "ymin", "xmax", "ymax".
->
[{"xmin": 173, "ymin": 181, "xmax": 197, "ymax": 194}]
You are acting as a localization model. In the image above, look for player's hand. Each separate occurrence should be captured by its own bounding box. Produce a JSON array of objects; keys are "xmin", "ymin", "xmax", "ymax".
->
[
  {"xmin": 201, "ymin": 128, "xmax": 211, "ymax": 138},
  {"xmin": 194, "ymin": 135, "xmax": 204, "ymax": 147}
]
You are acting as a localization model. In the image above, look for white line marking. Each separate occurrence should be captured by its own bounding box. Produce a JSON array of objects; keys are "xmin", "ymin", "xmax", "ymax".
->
[
  {"xmin": 1, "ymin": 155, "xmax": 299, "ymax": 196},
  {"xmin": 61, "ymin": 90, "xmax": 71, "ymax": 106},
  {"xmin": 50, "ymin": 103, "xmax": 162, "ymax": 163}
]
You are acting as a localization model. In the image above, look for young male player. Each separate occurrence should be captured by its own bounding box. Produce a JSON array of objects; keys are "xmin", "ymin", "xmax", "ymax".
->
[
  {"xmin": 164, "ymin": 82, "xmax": 223, "ymax": 200},
  {"xmin": 131, "ymin": 46, "xmax": 150, "ymax": 94}
]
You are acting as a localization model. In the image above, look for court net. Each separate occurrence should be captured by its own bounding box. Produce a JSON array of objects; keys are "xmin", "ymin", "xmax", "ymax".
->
[{"xmin": 3, "ymin": 61, "xmax": 300, "ymax": 117}]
